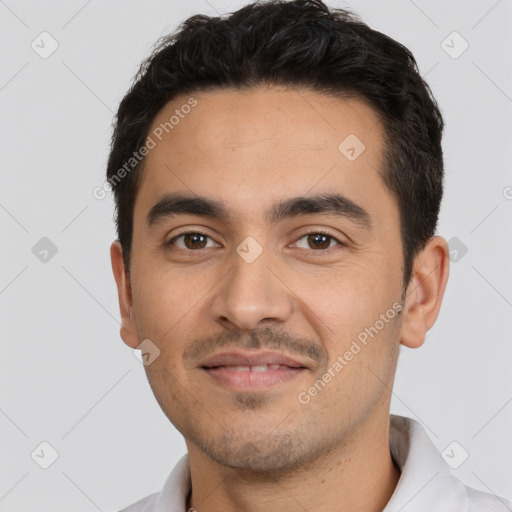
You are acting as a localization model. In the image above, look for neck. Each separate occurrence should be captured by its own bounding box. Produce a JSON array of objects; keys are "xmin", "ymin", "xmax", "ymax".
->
[{"xmin": 185, "ymin": 411, "xmax": 401, "ymax": 512}]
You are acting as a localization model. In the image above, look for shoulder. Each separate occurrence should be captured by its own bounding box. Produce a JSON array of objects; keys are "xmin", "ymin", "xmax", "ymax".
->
[
  {"xmin": 117, "ymin": 492, "xmax": 159, "ymax": 512},
  {"xmin": 464, "ymin": 485, "xmax": 512, "ymax": 511},
  {"xmin": 116, "ymin": 454, "xmax": 191, "ymax": 512},
  {"xmin": 388, "ymin": 415, "xmax": 512, "ymax": 511}
]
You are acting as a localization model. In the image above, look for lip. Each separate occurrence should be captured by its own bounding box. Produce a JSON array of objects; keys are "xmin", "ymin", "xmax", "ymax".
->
[
  {"xmin": 199, "ymin": 350, "xmax": 307, "ymax": 369},
  {"xmin": 199, "ymin": 350, "xmax": 308, "ymax": 391}
]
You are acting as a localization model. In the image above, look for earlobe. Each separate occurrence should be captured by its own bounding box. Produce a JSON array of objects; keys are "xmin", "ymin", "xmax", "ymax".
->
[
  {"xmin": 399, "ymin": 236, "xmax": 450, "ymax": 349},
  {"xmin": 110, "ymin": 241, "xmax": 140, "ymax": 349}
]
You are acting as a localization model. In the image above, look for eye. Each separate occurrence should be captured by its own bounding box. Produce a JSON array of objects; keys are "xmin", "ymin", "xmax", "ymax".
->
[
  {"xmin": 166, "ymin": 229, "xmax": 345, "ymax": 253},
  {"xmin": 293, "ymin": 230, "xmax": 345, "ymax": 251},
  {"xmin": 167, "ymin": 231, "xmax": 218, "ymax": 250}
]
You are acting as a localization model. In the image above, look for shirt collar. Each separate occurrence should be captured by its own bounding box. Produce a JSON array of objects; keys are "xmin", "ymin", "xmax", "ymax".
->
[{"xmin": 383, "ymin": 414, "xmax": 465, "ymax": 510}]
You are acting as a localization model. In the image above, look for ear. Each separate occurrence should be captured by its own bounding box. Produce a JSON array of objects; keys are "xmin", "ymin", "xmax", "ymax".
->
[
  {"xmin": 400, "ymin": 235, "xmax": 450, "ymax": 348},
  {"xmin": 110, "ymin": 240, "xmax": 140, "ymax": 349}
]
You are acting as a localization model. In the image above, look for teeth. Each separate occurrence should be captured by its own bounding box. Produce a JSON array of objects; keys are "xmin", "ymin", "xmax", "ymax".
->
[
  {"xmin": 222, "ymin": 364, "xmax": 284, "ymax": 372},
  {"xmin": 229, "ymin": 365, "xmax": 250, "ymax": 372}
]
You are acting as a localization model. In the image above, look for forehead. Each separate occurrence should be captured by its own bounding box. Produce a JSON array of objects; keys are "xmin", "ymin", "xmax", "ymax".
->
[{"xmin": 134, "ymin": 86, "xmax": 395, "ymax": 228}]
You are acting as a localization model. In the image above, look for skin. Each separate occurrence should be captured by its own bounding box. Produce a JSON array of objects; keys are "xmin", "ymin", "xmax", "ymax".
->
[{"xmin": 111, "ymin": 86, "xmax": 450, "ymax": 512}]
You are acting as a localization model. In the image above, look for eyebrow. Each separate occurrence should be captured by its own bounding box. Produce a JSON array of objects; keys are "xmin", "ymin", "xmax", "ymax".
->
[{"xmin": 146, "ymin": 192, "xmax": 372, "ymax": 230}]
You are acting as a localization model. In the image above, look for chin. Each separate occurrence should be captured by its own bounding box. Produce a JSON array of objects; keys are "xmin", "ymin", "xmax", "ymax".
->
[{"xmin": 192, "ymin": 428, "xmax": 321, "ymax": 475}]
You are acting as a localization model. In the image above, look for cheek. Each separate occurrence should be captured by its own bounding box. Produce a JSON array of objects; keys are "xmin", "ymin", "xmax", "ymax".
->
[
  {"xmin": 294, "ymin": 264, "xmax": 401, "ymax": 365},
  {"xmin": 131, "ymin": 265, "xmax": 200, "ymax": 335},
  {"xmin": 293, "ymin": 263, "xmax": 383, "ymax": 330},
  {"xmin": 131, "ymin": 269, "xmax": 214, "ymax": 378}
]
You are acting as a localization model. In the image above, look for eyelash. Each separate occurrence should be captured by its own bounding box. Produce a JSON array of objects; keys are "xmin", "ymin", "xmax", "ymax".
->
[{"xmin": 166, "ymin": 229, "xmax": 346, "ymax": 254}]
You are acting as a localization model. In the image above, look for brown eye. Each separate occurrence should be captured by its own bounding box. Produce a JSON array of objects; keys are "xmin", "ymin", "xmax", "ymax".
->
[
  {"xmin": 294, "ymin": 232, "xmax": 342, "ymax": 251},
  {"xmin": 168, "ymin": 232, "xmax": 216, "ymax": 250},
  {"xmin": 307, "ymin": 233, "xmax": 331, "ymax": 249}
]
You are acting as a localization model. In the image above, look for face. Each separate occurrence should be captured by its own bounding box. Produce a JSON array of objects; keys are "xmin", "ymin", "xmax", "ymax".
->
[{"xmin": 115, "ymin": 86, "xmax": 409, "ymax": 472}]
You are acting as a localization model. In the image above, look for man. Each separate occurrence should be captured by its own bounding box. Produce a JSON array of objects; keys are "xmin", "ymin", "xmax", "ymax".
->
[{"xmin": 107, "ymin": 1, "xmax": 512, "ymax": 510}]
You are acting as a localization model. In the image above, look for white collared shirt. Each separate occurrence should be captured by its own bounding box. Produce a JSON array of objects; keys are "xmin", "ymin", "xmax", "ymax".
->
[{"xmin": 119, "ymin": 414, "xmax": 512, "ymax": 511}]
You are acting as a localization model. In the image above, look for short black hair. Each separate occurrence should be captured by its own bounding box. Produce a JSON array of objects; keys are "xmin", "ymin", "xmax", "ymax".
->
[{"xmin": 106, "ymin": 0, "xmax": 444, "ymax": 289}]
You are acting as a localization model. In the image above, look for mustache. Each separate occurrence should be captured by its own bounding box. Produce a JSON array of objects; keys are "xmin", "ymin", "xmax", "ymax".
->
[{"xmin": 182, "ymin": 326, "xmax": 327, "ymax": 366}]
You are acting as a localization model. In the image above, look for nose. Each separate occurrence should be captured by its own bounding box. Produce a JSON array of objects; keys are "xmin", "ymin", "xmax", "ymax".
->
[{"xmin": 210, "ymin": 244, "xmax": 293, "ymax": 331}]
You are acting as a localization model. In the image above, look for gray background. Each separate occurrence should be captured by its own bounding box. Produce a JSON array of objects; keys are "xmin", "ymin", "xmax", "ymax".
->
[{"xmin": 1, "ymin": 0, "xmax": 511, "ymax": 510}]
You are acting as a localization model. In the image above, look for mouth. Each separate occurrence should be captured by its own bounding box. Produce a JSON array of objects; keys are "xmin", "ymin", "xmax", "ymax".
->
[{"xmin": 199, "ymin": 351, "xmax": 309, "ymax": 391}]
